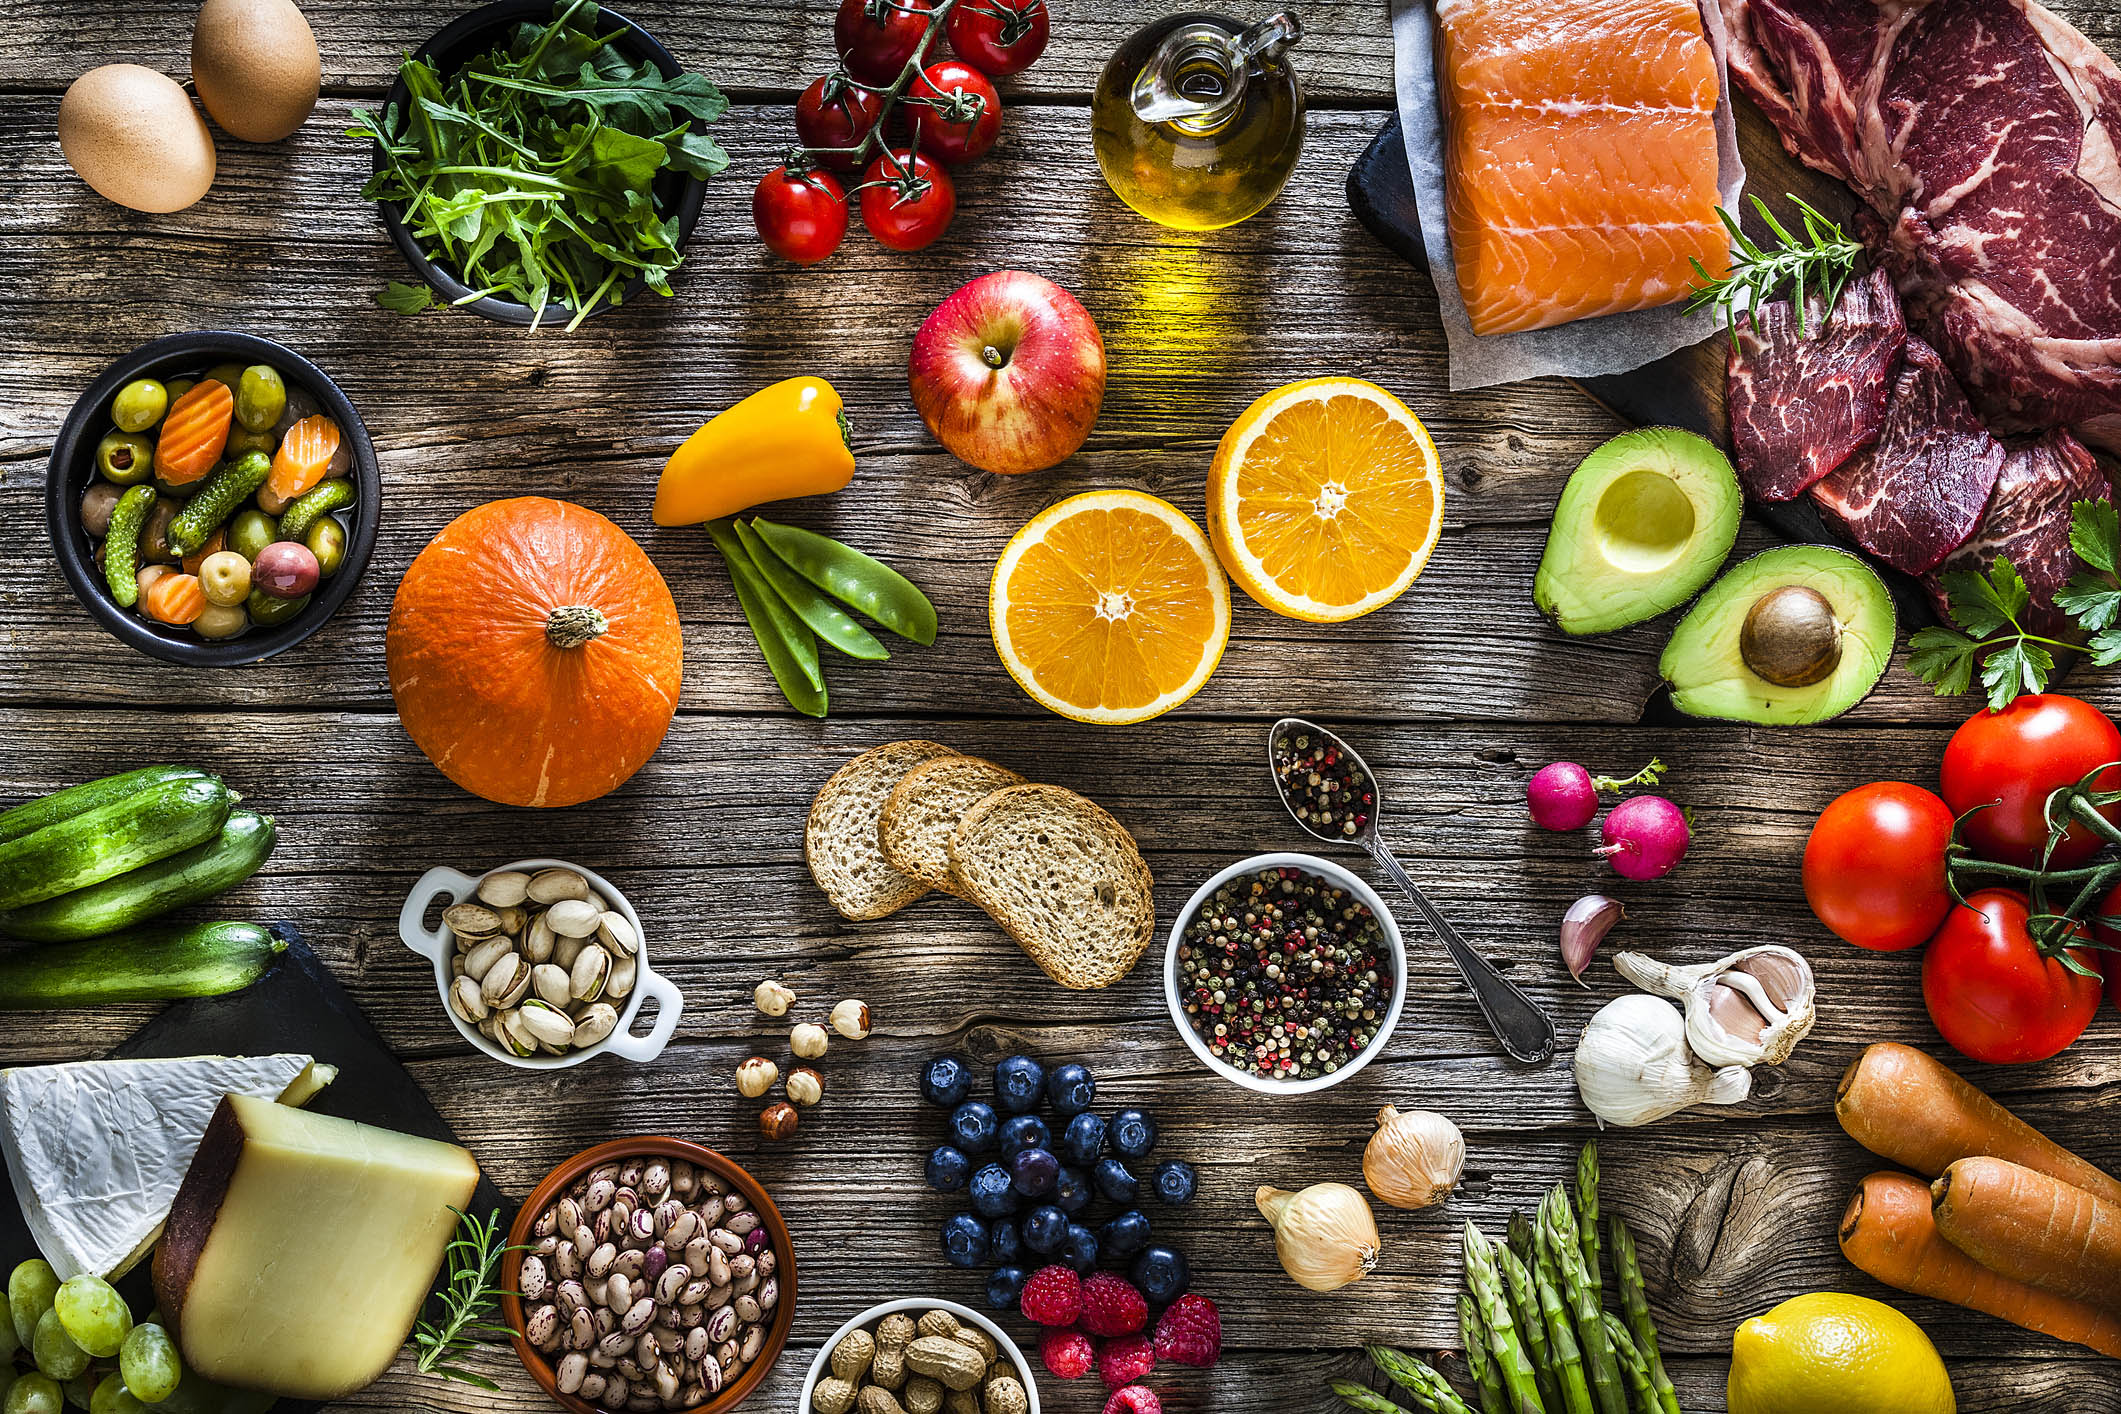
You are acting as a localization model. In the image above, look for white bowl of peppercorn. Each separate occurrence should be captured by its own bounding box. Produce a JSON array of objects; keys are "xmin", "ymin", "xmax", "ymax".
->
[{"xmin": 1164, "ymin": 852, "xmax": 1407, "ymax": 1095}]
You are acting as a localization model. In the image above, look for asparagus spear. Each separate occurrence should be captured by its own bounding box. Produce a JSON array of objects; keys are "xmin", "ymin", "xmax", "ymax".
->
[
  {"xmin": 1498, "ymin": 1232, "xmax": 1564, "ymax": 1414},
  {"xmin": 1372, "ymin": 1347, "xmax": 1480, "ymax": 1414},
  {"xmin": 1464, "ymin": 1221, "xmax": 1549, "ymax": 1414},
  {"xmin": 1462, "ymin": 1293, "xmax": 1511, "ymax": 1414},
  {"xmin": 1543, "ymin": 1189, "xmax": 1628, "ymax": 1414},
  {"xmin": 1610, "ymin": 1218, "xmax": 1683, "ymax": 1414},
  {"xmin": 1576, "ymin": 1144, "xmax": 1603, "ymax": 1300},
  {"xmin": 1524, "ymin": 1209, "xmax": 1596, "ymax": 1414},
  {"xmin": 1334, "ymin": 1380, "xmax": 1415, "ymax": 1414},
  {"xmin": 1602, "ymin": 1314, "xmax": 1659, "ymax": 1414}
]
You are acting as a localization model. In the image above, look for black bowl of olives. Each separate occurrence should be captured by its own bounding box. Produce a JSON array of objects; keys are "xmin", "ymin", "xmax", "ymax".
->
[{"xmin": 46, "ymin": 331, "xmax": 380, "ymax": 666}]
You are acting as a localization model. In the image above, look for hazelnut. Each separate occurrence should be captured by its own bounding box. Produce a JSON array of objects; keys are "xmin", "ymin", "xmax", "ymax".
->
[
  {"xmin": 791, "ymin": 1022, "xmax": 830, "ymax": 1059},
  {"xmin": 753, "ymin": 979, "xmax": 795, "ymax": 1017},
  {"xmin": 758, "ymin": 1102, "xmax": 799, "ymax": 1141},
  {"xmin": 830, "ymin": 998, "xmax": 872, "ymax": 1040},
  {"xmin": 786, "ymin": 1067, "xmax": 823, "ymax": 1106},
  {"xmin": 735, "ymin": 1056, "xmax": 779, "ymax": 1099}
]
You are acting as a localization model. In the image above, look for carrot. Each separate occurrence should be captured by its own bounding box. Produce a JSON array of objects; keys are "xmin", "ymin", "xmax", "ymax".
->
[
  {"xmin": 1840, "ymin": 1170, "xmax": 2121, "ymax": 1357},
  {"xmin": 180, "ymin": 527, "xmax": 225, "ymax": 576},
  {"xmin": 1933, "ymin": 1156, "xmax": 2121, "ymax": 1313},
  {"xmin": 1836, "ymin": 1042, "xmax": 2121, "ymax": 1206},
  {"xmin": 156, "ymin": 380, "xmax": 235, "ymax": 485},
  {"xmin": 141, "ymin": 572, "xmax": 206, "ymax": 626},
  {"xmin": 266, "ymin": 415, "xmax": 341, "ymax": 503}
]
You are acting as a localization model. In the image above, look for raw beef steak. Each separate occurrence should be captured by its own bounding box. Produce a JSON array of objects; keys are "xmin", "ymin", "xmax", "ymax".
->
[
  {"xmin": 1812, "ymin": 337, "xmax": 2008, "ymax": 573},
  {"xmin": 1922, "ymin": 429, "xmax": 2111, "ymax": 636},
  {"xmin": 1728, "ymin": 268, "xmax": 1907, "ymax": 501}
]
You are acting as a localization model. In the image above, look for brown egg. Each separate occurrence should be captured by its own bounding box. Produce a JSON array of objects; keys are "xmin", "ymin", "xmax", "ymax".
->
[
  {"xmin": 191, "ymin": 0, "xmax": 320, "ymax": 143},
  {"xmin": 58, "ymin": 65, "xmax": 217, "ymax": 213}
]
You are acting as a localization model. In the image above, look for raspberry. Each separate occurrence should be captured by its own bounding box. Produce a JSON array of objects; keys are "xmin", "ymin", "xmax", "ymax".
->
[
  {"xmin": 1019, "ymin": 1264, "xmax": 1083, "ymax": 1327},
  {"xmin": 1097, "ymin": 1333, "xmax": 1156, "ymax": 1390},
  {"xmin": 1039, "ymin": 1329, "xmax": 1095, "ymax": 1381},
  {"xmin": 1153, "ymin": 1294, "xmax": 1222, "ymax": 1368},
  {"xmin": 1078, "ymin": 1272, "xmax": 1149, "ymax": 1337},
  {"xmin": 1103, "ymin": 1387, "xmax": 1163, "ymax": 1414}
]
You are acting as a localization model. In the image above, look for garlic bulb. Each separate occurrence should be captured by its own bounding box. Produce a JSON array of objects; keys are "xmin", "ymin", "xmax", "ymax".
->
[
  {"xmin": 1613, "ymin": 944, "xmax": 1816, "ymax": 1068},
  {"xmin": 1572, "ymin": 993, "xmax": 1752, "ymax": 1127},
  {"xmin": 1364, "ymin": 1107, "xmax": 1464, "ymax": 1209},
  {"xmin": 1256, "ymin": 1182, "xmax": 1380, "ymax": 1291}
]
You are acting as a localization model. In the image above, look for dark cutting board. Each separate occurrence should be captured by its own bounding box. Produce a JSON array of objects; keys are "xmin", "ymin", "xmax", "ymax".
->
[{"xmin": 0, "ymin": 930, "xmax": 511, "ymax": 1414}]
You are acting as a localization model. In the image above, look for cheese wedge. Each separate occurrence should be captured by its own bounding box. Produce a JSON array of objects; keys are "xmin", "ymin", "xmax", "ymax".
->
[
  {"xmin": 0, "ymin": 1054, "xmax": 332, "ymax": 1281},
  {"xmin": 155, "ymin": 1094, "xmax": 480, "ymax": 1400}
]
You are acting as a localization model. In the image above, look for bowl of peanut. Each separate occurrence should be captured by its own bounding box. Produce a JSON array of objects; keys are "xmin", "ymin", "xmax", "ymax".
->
[{"xmin": 798, "ymin": 1300, "xmax": 1039, "ymax": 1414}]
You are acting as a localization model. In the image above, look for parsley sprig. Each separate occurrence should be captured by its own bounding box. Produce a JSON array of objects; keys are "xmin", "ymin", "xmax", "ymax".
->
[{"xmin": 411, "ymin": 1206, "xmax": 521, "ymax": 1388}]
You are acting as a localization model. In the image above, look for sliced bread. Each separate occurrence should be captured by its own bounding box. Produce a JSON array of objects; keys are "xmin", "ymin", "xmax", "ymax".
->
[
  {"xmin": 948, "ymin": 784, "xmax": 1156, "ymax": 990},
  {"xmin": 879, "ymin": 755, "xmax": 1030, "ymax": 898},
  {"xmin": 806, "ymin": 741, "xmax": 960, "ymax": 921}
]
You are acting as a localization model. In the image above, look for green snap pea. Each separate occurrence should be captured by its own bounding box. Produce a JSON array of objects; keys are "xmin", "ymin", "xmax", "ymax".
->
[
  {"xmin": 749, "ymin": 516, "xmax": 937, "ymax": 645},
  {"xmin": 276, "ymin": 479, "xmax": 356, "ymax": 542},
  {"xmin": 102, "ymin": 486, "xmax": 157, "ymax": 608},
  {"xmin": 733, "ymin": 519, "xmax": 887, "ymax": 663},
  {"xmin": 706, "ymin": 520, "xmax": 825, "ymax": 718},
  {"xmin": 168, "ymin": 452, "xmax": 272, "ymax": 556}
]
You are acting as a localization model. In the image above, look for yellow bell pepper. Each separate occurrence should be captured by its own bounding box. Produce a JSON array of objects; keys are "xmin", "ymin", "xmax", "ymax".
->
[{"xmin": 652, "ymin": 376, "xmax": 855, "ymax": 527}]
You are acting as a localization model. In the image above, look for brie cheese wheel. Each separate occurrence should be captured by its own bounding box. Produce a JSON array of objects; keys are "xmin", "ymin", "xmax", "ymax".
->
[{"xmin": 0, "ymin": 1054, "xmax": 330, "ymax": 1280}]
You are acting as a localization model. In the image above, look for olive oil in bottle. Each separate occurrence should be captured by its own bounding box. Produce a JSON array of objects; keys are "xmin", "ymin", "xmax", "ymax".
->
[{"xmin": 1091, "ymin": 11, "xmax": 1306, "ymax": 231}]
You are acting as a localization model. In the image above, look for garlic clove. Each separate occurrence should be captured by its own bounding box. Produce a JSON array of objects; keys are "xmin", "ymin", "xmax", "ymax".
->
[
  {"xmin": 1572, "ymin": 993, "xmax": 1753, "ymax": 1128},
  {"xmin": 1559, "ymin": 895, "xmax": 1624, "ymax": 986},
  {"xmin": 1612, "ymin": 944, "xmax": 1816, "ymax": 1069}
]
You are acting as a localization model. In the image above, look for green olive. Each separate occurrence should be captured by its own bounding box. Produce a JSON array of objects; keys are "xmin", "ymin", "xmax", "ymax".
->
[
  {"xmin": 228, "ymin": 510, "xmax": 277, "ymax": 562},
  {"xmin": 246, "ymin": 588, "xmax": 310, "ymax": 627},
  {"xmin": 192, "ymin": 602, "xmax": 249, "ymax": 641},
  {"xmin": 225, "ymin": 426, "xmax": 277, "ymax": 458},
  {"xmin": 95, "ymin": 432, "xmax": 153, "ymax": 485},
  {"xmin": 152, "ymin": 472, "xmax": 200, "ymax": 501},
  {"xmin": 140, "ymin": 501, "xmax": 182, "ymax": 564},
  {"xmin": 111, "ymin": 379, "xmax": 168, "ymax": 433},
  {"xmin": 79, "ymin": 482, "xmax": 123, "ymax": 539},
  {"xmin": 202, "ymin": 363, "xmax": 245, "ymax": 391},
  {"xmin": 304, "ymin": 516, "xmax": 348, "ymax": 578},
  {"xmin": 163, "ymin": 377, "xmax": 197, "ymax": 402},
  {"xmin": 234, "ymin": 366, "xmax": 287, "ymax": 434}
]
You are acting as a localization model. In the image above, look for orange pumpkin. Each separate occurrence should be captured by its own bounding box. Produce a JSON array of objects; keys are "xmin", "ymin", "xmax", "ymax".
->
[{"xmin": 387, "ymin": 497, "xmax": 683, "ymax": 808}]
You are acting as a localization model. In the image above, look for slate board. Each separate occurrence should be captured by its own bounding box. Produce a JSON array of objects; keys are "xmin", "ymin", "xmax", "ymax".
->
[{"xmin": 0, "ymin": 930, "xmax": 511, "ymax": 1414}]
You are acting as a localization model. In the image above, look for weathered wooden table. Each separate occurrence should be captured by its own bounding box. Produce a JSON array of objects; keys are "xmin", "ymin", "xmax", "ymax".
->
[{"xmin": 3, "ymin": 3, "xmax": 2118, "ymax": 1411}]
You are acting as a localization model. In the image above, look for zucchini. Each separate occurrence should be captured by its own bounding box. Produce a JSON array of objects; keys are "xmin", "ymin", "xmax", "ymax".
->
[
  {"xmin": 0, "ymin": 810, "xmax": 276, "ymax": 943},
  {"xmin": 0, "ymin": 776, "xmax": 234, "ymax": 913},
  {"xmin": 0, "ymin": 766, "xmax": 212, "ymax": 846},
  {"xmin": 0, "ymin": 920, "xmax": 286, "ymax": 1010}
]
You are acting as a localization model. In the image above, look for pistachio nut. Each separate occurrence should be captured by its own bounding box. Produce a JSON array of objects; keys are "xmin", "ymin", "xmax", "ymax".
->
[
  {"xmin": 553, "ymin": 932, "xmax": 586, "ymax": 971},
  {"xmin": 481, "ymin": 952, "xmax": 531, "ymax": 1008},
  {"xmin": 532, "ymin": 962, "xmax": 574, "ymax": 1009},
  {"xmin": 463, "ymin": 934, "xmax": 514, "ymax": 983},
  {"xmin": 444, "ymin": 901, "xmax": 503, "ymax": 937},
  {"xmin": 495, "ymin": 903, "xmax": 529, "ymax": 935},
  {"xmin": 548, "ymin": 897, "xmax": 603, "ymax": 938},
  {"xmin": 570, "ymin": 943, "xmax": 611, "ymax": 1002},
  {"xmin": 525, "ymin": 912, "xmax": 556, "ymax": 964},
  {"xmin": 477, "ymin": 869, "xmax": 532, "ymax": 907},
  {"xmin": 449, "ymin": 975, "xmax": 489, "ymax": 1023},
  {"xmin": 497, "ymin": 1007, "xmax": 539, "ymax": 1056},
  {"xmin": 572, "ymin": 1003, "xmax": 619, "ymax": 1048},
  {"xmin": 528, "ymin": 867, "xmax": 590, "ymax": 904},
  {"xmin": 607, "ymin": 951, "xmax": 638, "ymax": 1000},
  {"xmin": 520, "ymin": 998, "xmax": 577, "ymax": 1048},
  {"xmin": 598, "ymin": 910, "xmax": 640, "ymax": 955}
]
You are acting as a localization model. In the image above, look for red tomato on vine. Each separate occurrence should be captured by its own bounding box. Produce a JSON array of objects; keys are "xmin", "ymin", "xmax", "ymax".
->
[
  {"xmin": 1940, "ymin": 694, "xmax": 2121, "ymax": 868},
  {"xmin": 1803, "ymin": 781, "xmax": 1955, "ymax": 951},
  {"xmin": 754, "ymin": 167, "xmax": 849, "ymax": 266},
  {"xmin": 945, "ymin": 0, "xmax": 1050, "ymax": 77},
  {"xmin": 795, "ymin": 76, "xmax": 885, "ymax": 171},
  {"xmin": 859, "ymin": 149, "xmax": 956, "ymax": 251},
  {"xmin": 1921, "ymin": 888, "xmax": 2104, "ymax": 1063},
  {"xmin": 834, "ymin": 0, "xmax": 936, "ymax": 84},
  {"xmin": 905, "ymin": 60, "xmax": 1004, "ymax": 164}
]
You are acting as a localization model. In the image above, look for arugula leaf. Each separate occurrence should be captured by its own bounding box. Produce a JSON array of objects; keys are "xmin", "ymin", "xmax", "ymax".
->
[{"xmin": 378, "ymin": 280, "xmax": 440, "ymax": 315}]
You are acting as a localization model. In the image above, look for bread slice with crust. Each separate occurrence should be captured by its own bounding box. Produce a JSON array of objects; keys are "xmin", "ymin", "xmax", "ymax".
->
[
  {"xmin": 879, "ymin": 755, "xmax": 1030, "ymax": 899},
  {"xmin": 806, "ymin": 741, "xmax": 959, "ymax": 920},
  {"xmin": 948, "ymin": 784, "xmax": 1155, "ymax": 989}
]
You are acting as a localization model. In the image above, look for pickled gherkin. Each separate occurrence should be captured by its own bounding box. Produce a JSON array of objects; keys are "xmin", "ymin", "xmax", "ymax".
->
[{"xmin": 167, "ymin": 453, "xmax": 271, "ymax": 556}]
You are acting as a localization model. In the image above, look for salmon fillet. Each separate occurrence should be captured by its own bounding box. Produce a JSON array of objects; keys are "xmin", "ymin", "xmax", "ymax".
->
[{"xmin": 1435, "ymin": 0, "xmax": 1731, "ymax": 336}]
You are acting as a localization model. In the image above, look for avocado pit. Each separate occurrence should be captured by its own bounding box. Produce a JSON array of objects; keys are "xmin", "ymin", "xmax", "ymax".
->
[{"xmin": 1740, "ymin": 585, "xmax": 1842, "ymax": 688}]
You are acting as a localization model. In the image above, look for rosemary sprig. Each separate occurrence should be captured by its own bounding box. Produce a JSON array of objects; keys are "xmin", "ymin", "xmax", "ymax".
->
[
  {"xmin": 412, "ymin": 1206, "xmax": 521, "ymax": 1388},
  {"xmin": 1685, "ymin": 193, "xmax": 1863, "ymax": 343}
]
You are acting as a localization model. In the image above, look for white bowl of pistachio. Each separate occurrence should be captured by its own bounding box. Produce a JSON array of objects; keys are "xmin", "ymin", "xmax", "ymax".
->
[{"xmin": 399, "ymin": 858, "xmax": 683, "ymax": 1069}]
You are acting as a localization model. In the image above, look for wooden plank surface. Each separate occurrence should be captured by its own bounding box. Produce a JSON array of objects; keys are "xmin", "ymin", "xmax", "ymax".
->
[{"xmin": 1, "ymin": 2, "xmax": 2118, "ymax": 1413}]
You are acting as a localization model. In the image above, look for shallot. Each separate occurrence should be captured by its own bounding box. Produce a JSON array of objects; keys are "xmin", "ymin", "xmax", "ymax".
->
[{"xmin": 1597, "ymin": 796, "xmax": 1690, "ymax": 880}]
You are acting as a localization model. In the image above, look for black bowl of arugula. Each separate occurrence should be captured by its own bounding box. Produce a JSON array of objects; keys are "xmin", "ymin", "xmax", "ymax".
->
[{"xmin": 355, "ymin": 0, "xmax": 728, "ymax": 331}]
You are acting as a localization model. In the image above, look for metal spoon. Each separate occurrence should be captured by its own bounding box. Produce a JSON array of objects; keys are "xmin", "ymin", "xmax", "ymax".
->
[{"xmin": 1267, "ymin": 717, "xmax": 1557, "ymax": 1065}]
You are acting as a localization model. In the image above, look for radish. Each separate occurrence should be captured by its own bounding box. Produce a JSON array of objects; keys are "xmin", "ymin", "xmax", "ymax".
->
[
  {"xmin": 1597, "ymin": 796, "xmax": 1690, "ymax": 880},
  {"xmin": 1526, "ymin": 758, "xmax": 1665, "ymax": 831}
]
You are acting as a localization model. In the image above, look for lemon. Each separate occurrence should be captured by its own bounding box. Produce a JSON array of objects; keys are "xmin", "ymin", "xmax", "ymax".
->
[{"xmin": 1728, "ymin": 1293, "xmax": 1955, "ymax": 1414}]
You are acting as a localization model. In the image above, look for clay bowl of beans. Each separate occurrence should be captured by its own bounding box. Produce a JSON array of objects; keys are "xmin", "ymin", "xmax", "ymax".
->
[
  {"xmin": 1164, "ymin": 852, "xmax": 1408, "ymax": 1096},
  {"xmin": 503, "ymin": 1138, "xmax": 798, "ymax": 1414}
]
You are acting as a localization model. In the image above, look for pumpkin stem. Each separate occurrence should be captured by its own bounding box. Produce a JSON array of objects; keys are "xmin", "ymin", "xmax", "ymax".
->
[{"xmin": 546, "ymin": 604, "xmax": 609, "ymax": 650}]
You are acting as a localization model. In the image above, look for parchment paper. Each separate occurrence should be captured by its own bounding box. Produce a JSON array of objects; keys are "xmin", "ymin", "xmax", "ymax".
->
[{"xmin": 1388, "ymin": 0, "xmax": 1748, "ymax": 389}]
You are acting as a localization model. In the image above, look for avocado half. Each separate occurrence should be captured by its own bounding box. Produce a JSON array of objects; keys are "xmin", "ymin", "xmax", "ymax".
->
[
  {"xmin": 1659, "ymin": 545, "xmax": 1896, "ymax": 724},
  {"xmin": 1533, "ymin": 427, "xmax": 1743, "ymax": 636}
]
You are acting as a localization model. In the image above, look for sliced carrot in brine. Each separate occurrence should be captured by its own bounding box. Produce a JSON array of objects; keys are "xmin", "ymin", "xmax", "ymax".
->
[
  {"xmin": 267, "ymin": 416, "xmax": 342, "ymax": 503},
  {"xmin": 157, "ymin": 380, "xmax": 236, "ymax": 485},
  {"xmin": 143, "ymin": 571, "xmax": 207, "ymax": 625}
]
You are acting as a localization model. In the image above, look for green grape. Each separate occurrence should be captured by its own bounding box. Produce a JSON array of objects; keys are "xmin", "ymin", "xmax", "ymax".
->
[
  {"xmin": 0, "ymin": 1298, "xmax": 19, "ymax": 1361},
  {"xmin": 5, "ymin": 1371, "xmax": 63, "ymax": 1414},
  {"xmin": 87, "ymin": 1376, "xmax": 140, "ymax": 1414},
  {"xmin": 51, "ymin": 1281, "xmax": 127, "ymax": 1361},
  {"xmin": 62, "ymin": 1372, "xmax": 95, "ymax": 1410},
  {"xmin": 32, "ymin": 1310, "xmax": 88, "ymax": 1383},
  {"xmin": 117, "ymin": 1326, "xmax": 178, "ymax": 1405},
  {"xmin": 7, "ymin": 1261, "xmax": 59, "ymax": 1351},
  {"xmin": 0, "ymin": 1368, "xmax": 16, "ymax": 1402}
]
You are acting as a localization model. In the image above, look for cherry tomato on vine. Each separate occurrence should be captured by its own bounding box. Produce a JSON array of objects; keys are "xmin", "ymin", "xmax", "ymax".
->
[
  {"xmin": 754, "ymin": 167, "xmax": 849, "ymax": 266},
  {"xmin": 834, "ymin": 0, "xmax": 936, "ymax": 84},
  {"xmin": 1921, "ymin": 887, "xmax": 2104, "ymax": 1063},
  {"xmin": 796, "ymin": 75, "xmax": 886, "ymax": 171},
  {"xmin": 904, "ymin": 60, "xmax": 1004, "ymax": 164},
  {"xmin": 1803, "ymin": 781, "xmax": 1955, "ymax": 951},
  {"xmin": 945, "ymin": 0, "xmax": 1050, "ymax": 76},
  {"xmin": 859, "ymin": 149, "xmax": 956, "ymax": 251},
  {"xmin": 2089, "ymin": 883, "xmax": 2121, "ymax": 1014},
  {"xmin": 1940, "ymin": 694, "xmax": 2121, "ymax": 868}
]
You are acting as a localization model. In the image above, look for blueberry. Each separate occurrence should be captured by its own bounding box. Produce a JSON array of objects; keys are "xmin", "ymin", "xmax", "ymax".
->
[
  {"xmin": 925, "ymin": 1145, "xmax": 971, "ymax": 1193},
  {"xmin": 998, "ymin": 1114, "xmax": 1051, "ymax": 1157},
  {"xmin": 993, "ymin": 1056, "xmax": 1046, "ymax": 1115},
  {"xmin": 1092, "ymin": 1157, "xmax": 1139, "ymax": 1204},
  {"xmin": 1022, "ymin": 1204, "xmax": 1069, "ymax": 1254},
  {"xmin": 1045, "ymin": 1062, "xmax": 1096, "ymax": 1115},
  {"xmin": 970, "ymin": 1164, "xmax": 1020, "ymax": 1218},
  {"xmin": 1054, "ymin": 1165, "xmax": 1091, "ymax": 1214},
  {"xmin": 1110, "ymin": 1107, "xmax": 1158, "ymax": 1160},
  {"xmin": 1100, "ymin": 1209, "xmax": 1152, "ymax": 1260},
  {"xmin": 1062, "ymin": 1223, "xmax": 1100, "ymax": 1273},
  {"xmin": 1058, "ymin": 1112, "xmax": 1108, "ymax": 1166},
  {"xmin": 985, "ymin": 1266, "xmax": 1029, "ymax": 1309},
  {"xmin": 1131, "ymin": 1245, "xmax": 1190, "ymax": 1303},
  {"xmin": 921, "ymin": 1056, "xmax": 972, "ymax": 1108},
  {"xmin": 950, "ymin": 1101, "xmax": 999, "ymax": 1155},
  {"xmin": 990, "ymin": 1218, "xmax": 1024, "ymax": 1267},
  {"xmin": 941, "ymin": 1213, "xmax": 990, "ymax": 1268},
  {"xmin": 1153, "ymin": 1160, "xmax": 1197, "ymax": 1205},
  {"xmin": 1010, "ymin": 1146, "xmax": 1060, "ymax": 1198}
]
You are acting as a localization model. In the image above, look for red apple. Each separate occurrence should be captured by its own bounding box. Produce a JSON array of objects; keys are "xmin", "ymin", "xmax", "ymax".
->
[{"xmin": 908, "ymin": 270, "xmax": 1105, "ymax": 475}]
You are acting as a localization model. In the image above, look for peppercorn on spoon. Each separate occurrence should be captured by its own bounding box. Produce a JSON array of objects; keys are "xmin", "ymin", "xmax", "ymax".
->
[{"xmin": 1268, "ymin": 717, "xmax": 1558, "ymax": 1065}]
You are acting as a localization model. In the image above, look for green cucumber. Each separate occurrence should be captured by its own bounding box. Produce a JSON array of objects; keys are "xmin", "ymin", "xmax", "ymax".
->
[
  {"xmin": 0, "ymin": 767, "xmax": 212, "ymax": 847},
  {"xmin": 0, "ymin": 776, "xmax": 235, "ymax": 913},
  {"xmin": 0, "ymin": 920, "xmax": 286, "ymax": 1010},
  {"xmin": 168, "ymin": 451, "xmax": 272, "ymax": 556},
  {"xmin": 276, "ymin": 478, "xmax": 356, "ymax": 542},
  {"xmin": 0, "ymin": 810, "xmax": 275, "ymax": 943},
  {"xmin": 104, "ymin": 485, "xmax": 158, "ymax": 608}
]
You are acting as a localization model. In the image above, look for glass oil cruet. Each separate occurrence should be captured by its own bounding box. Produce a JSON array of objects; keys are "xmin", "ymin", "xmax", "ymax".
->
[{"xmin": 1091, "ymin": 11, "xmax": 1306, "ymax": 231}]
